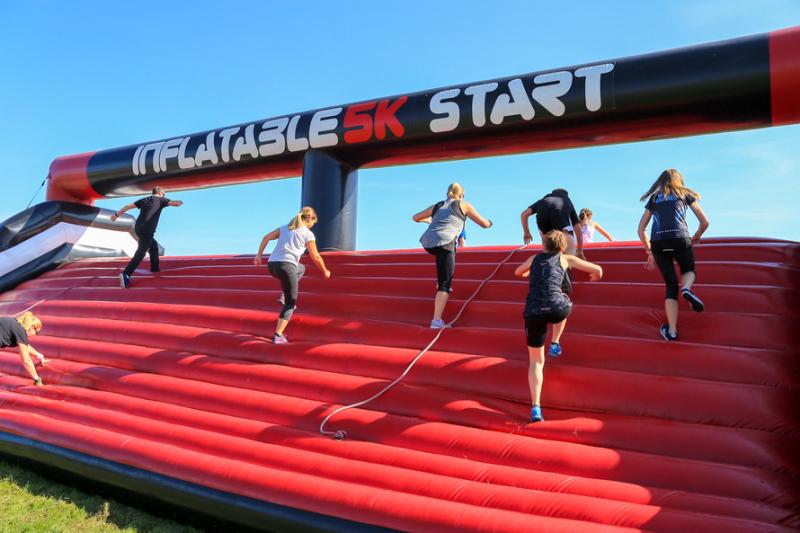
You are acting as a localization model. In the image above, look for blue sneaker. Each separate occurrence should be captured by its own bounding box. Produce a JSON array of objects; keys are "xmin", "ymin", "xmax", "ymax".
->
[
  {"xmin": 430, "ymin": 319, "xmax": 447, "ymax": 329},
  {"xmin": 119, "ymin": 273, "xmax": 131, "ymax": 289},
  {"xmin": 660, "ymin": 324, "xmax": 677, "ymax": 341},
  {"xmin": 549, "ymin": 342, "xmax": 562, "ymax": 357},
  {"xmin": 681, "ymin": 288, "xmax": 704, "ymax": 312},
  {"xmin": 530, "ymin": 405, "xmax": 544, "ymax": 423}
]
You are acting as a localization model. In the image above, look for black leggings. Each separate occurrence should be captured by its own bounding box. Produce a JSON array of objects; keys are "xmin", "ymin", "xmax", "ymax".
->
[
  {"xmin": 425, "ymin": 246, "xmax": 455, "ymax": 293},
  {"xmin": 123, "ymin": 231, "xmax": 159, "ymax": 276},
  {"xmin": 524, "ymin": 307, "xmax": 572, "ymax": 348},
  {"xmin": 268, "ymin": 261, "xmax": 305, "ymax": 320},
  {"xmin": 651, "ymin": 237, "xmax": 695, "ymax": 300}
]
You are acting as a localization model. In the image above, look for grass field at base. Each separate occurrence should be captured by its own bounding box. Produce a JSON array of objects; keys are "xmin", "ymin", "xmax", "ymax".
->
[{"xmin": 0, "ymin": 457, "xmax": 200, "ymax": 532}]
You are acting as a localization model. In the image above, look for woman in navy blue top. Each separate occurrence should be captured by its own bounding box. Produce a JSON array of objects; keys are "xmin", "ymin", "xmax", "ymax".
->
[
  {"xmin": 514, "ymin": 230, "xmax": 603, "ymax": 423},
  {"xmin": 637, "ymin": 169, "xmax": 709, "ymax": 342}
]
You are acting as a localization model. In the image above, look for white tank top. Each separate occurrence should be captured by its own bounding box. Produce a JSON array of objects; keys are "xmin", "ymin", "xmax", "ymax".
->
[
  {"xmin": 581, "ymin": 222, "xmax": 595, "ymax": 243},
  {"xmin": 268, "ymin": 224, "xmax": 315, "ymax": 265}
]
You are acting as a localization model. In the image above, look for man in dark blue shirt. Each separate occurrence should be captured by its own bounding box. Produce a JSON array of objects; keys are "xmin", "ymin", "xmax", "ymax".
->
[{"xmin": 111, "ymin": 186, "xmax": 183, "ymax": 288}]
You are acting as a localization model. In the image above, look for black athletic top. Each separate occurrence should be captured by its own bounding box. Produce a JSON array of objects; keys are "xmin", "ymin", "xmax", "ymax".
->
[
  {"xmin": 524, "ymin": 253, "xmax": 572, "ymax": 317},
  {"xmin": 134, "ymin": 195, "xmax": 172, "ymax": 236},
  {"xmin": 529, "ymin": 192, "xmax": 579, "ymax": 234},
  {"xmin": 645, "ymin": 192, "xmax": 696, "ymax": 241},
  {"xmin": 0, "ymin": 317, "xmax": 29, "ymax": 348}
]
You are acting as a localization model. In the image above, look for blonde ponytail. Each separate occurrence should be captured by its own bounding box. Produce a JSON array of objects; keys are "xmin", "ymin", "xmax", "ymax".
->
[
  {"xmin": 447, "ymin": 182, "xmax": 464, "ymax": 200},
  {"xmin": 16, "ymin": 311, "xmax": 42, "ymax": 333},
  {"xmin": 288, "ymin": 206, "xmax": 318, "ymax": 230}
]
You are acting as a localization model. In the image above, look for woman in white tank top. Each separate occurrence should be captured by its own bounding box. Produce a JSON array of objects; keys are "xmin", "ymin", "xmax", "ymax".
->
[{"xmin": 254, "ymin": 206, "xmax": 331, "ymax": 344}]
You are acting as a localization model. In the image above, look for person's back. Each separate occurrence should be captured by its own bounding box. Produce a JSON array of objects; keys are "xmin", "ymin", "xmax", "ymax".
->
[
  {"xmin": 646, "ymin": 192, "xmax": 695, "ymax": 241},
  {"xmin": 525, "ymin": 252, "xmax": 571, "ymax": 316},
  {"xmin": 269, "ymin": 224, "xmax": 315, "ymax": 265},
  {"xmin": 532, "ymin": 192, "xmax": 577, "ymax": 234},
  {"xmin": 420, "ymin": 198, "xmax": 466, "ymax": 250},
  {"xmin": 0, "ymin": 316, "xmax": 26, "ymax": 347}
]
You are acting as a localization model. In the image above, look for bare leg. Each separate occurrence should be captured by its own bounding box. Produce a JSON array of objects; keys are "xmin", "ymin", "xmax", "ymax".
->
[
  {"xmin": 527, "ymin": 346, "xmax": 546, "ymax": 406},
  {"xmin": 433, "ymin": 291, "xmax": 449, "ymax": 322},
  {"xmin": 551, "ymin": 319, "xmax": 567, "ymax": 344},
  {"xmin": 680, "ymin": 271, "xmax": 696, "ymax": 292},
  {"xmin": 665, "ymin": 299, "xmax": 679, "ymax": 336},
  {"xmin": 564, "ymin": 231, "xmax": 577, "ymax": 256},
  {"xmin": 275, "ymin": 318, "xmax": 289, "ymax": 336}
]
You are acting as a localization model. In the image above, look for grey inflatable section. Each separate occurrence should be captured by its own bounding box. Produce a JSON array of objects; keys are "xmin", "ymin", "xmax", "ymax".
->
[{"xmin": 0, "ymin": 202, "xmax": 155, "ymax": 293}]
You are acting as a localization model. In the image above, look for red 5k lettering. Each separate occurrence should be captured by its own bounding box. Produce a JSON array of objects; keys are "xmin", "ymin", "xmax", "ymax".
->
[{"xmin": 344, "ymin": 96, "xmax": 408, "ymax": 144}]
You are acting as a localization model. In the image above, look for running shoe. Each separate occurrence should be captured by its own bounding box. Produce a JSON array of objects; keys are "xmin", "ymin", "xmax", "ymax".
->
[
  {"xmin": 660, "ymin": 324, "xmax": 677, "ymax": 341},
  {"xmin": 272, "ymin": 333, "xmax": 289, "ymax": 344},
  {"xmin": 549, "ymin": 342, "xmax": 562, "ymax": 357},
  {"xmin": 681, "ymin": 288, "xmax": 704, "ymax": 312},
  {"xmin": 430, "ymin": 319, "xmax": 447, "ymax": 329},
  {"xmin": 530, "ymin": 405, "xmax": 544, "ymax": 423},
  {"xmin": 119, "ymin": 273, "xmax": 131, "ymax": 289}
]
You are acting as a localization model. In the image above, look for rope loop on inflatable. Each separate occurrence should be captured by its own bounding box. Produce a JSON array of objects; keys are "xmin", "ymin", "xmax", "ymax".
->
[{"xmin": 319, "ymin": 244, "xmax": 530, "ymax": 440}]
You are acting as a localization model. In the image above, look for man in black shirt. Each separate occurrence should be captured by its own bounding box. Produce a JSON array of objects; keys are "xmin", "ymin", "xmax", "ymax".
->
[
  {"xmin": 111, "ymin": 186, "xmax": 183, "ymax": 288},
  {"xmin": 521, "ymin": 189, "xmax": 584, "ymax": 258}
]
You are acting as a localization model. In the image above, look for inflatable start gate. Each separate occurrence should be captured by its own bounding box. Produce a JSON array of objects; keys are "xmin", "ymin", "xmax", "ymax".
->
[{"xmin": 0, "ymin": 27, "xmax": 798, "ymax": 532}]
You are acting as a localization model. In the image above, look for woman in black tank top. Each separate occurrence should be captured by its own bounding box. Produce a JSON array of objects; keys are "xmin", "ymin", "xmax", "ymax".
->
[{"xmin": 514, "ymin": 231, "xmax": 603, "ymax": 423}]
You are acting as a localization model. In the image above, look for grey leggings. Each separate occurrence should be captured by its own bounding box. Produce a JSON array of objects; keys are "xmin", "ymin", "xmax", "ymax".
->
[{"xmin": 268, "ymin": 261, "xmax": 305, "ymax": 320}]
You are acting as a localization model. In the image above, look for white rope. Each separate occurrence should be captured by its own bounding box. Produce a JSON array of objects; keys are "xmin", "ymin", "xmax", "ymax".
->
[{"xmin": 319, "ymin": 244, "xmax": 529, "ymax": 440}]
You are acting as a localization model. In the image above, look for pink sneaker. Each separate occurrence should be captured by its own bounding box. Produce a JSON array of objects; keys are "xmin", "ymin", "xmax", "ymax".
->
[{"xmin": 272, "ymin": 333, "xmax": 289, "ymax": 344}]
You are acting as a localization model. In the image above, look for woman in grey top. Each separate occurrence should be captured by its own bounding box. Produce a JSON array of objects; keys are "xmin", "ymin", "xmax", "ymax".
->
[{"xmin": 413, "ymin": 183, "xmax": 492, "ymax": 328}]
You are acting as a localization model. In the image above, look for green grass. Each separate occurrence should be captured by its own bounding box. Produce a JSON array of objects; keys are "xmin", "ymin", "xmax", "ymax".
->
[{"xmin": 0, "ymin": 457, "xmax": 201, "ymax": 532}]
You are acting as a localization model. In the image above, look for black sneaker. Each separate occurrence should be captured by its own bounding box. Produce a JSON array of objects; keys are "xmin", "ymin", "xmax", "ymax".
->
[
  {"xmin": 681, "ymin": 289, "xmax": 704, "ymax": 312},
  {"xmin": 119, "ymin": 273, "xmax": 131, "ymax": 289},
  {"xmin": 660, "ymin": 324, "xmax": 677, "ymax": 341}
]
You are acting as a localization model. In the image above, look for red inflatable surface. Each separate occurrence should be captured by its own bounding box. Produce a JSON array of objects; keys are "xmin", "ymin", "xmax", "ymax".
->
[{"xmin": 0, "ymin": 237, "xmax": 798, "ymax": 531}]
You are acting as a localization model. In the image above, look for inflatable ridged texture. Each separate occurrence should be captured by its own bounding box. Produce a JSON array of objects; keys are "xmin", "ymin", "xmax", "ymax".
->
[{"xmin": 0, "ymin": 237, "xmax": 798, "ymax": 532}]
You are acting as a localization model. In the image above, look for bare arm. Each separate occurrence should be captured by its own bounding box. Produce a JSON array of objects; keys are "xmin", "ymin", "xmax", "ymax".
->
[
  {"xmin": 689, "ymin": 202, "xmax": 709, "ymax": 244},
  {"xmin": 514, "ymin": 255, "xmax": 535, "ymax": 278},
  {"xmin": 460, "ymin": 201, "xmax": 492, "ymax": 228},
  {"xmin": 306, "ymin": 240, "xmax": 331, "ymax": 278},
  {"xmin": 594, "ymin": 222, "xmax": 613, "ymax": 241},
  {"xmin": 168, "ymin": 200, "xmax": 184, "ymax": 207},
  {"xmin": 26, "ymin": 344, "xmax": 47, "ymax": 363},
  {"xmin": 564, "ymin": 254, "xmax": 603, "ymax": 281},
  {"xmin": 637, "ymin": 209, "xmax": 656, "ymax": 271},
  {"xmin": 416, "ymin": 216, "xmax": 432, "ymax": 224},
  {"xmin": 520, "ymin": 208, "xmax": 534, "ymax": 244},
  {"xmin": 413, "ymin": 205, "xmax": 436, "ymax": 223},
  {"xmin": 110, "ymin": 203, "xmax": 136, "ymax": 222},
  {"xmin": 253, "ymin": 228, "xmax": 281, "ymax": 266},
  {"xmin": 18, "ymin": 344, "xmax": 42, "ymax": 384}
]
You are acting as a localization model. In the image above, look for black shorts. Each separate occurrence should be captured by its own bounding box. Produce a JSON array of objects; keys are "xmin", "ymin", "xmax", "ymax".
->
[{"xmin": 524, "ymin": 306, "xmax": 572, "ymax": 348}]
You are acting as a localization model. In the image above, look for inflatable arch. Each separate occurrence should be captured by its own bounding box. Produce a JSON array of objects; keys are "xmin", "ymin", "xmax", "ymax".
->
[
  {"xmin": 46, "ymin": 26, "xmax": 800, "ymax": 252},
  {"xmin": 0, "ymin": 27, "xmax": 798, "ymax": 532}
]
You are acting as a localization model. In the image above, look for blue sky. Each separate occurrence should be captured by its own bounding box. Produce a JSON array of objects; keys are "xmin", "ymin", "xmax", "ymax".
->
[{"xmin": 1, "ymin": 1, "xmax": 798, "ymax": 254}]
